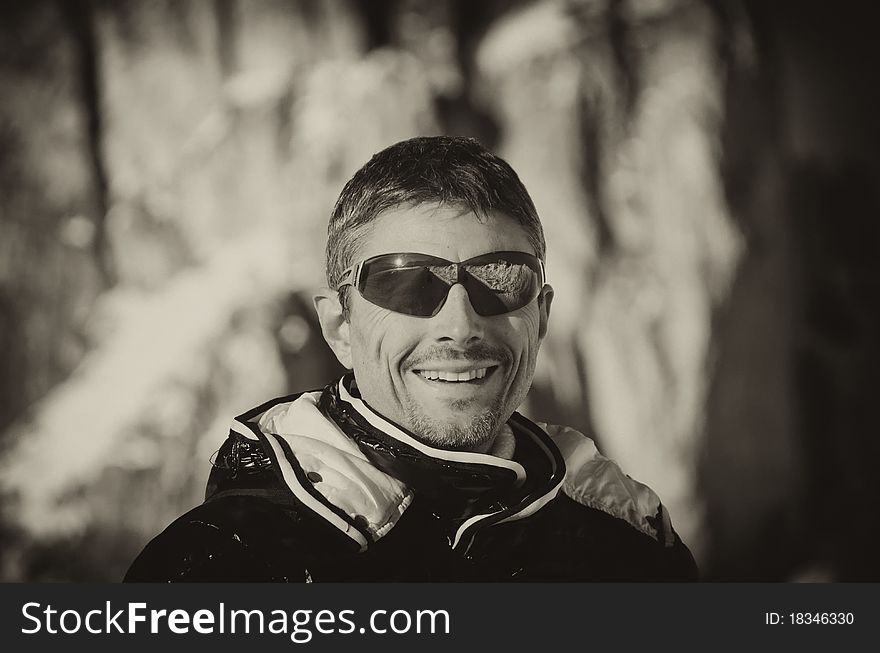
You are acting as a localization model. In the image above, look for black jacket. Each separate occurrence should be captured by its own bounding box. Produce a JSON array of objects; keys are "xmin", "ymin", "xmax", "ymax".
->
[{"xmin": 125, "ymin": 377, "xmax": 698, "ymax": 582}]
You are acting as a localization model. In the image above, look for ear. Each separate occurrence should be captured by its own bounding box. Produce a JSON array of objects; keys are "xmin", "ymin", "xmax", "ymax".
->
[
  {"xmin": 313, "ymin": 288, "xmax": 353, "ymax": 369},
  {"xmin": 537, "ymin": 284, "xmax": 554, "ymax": 340}
]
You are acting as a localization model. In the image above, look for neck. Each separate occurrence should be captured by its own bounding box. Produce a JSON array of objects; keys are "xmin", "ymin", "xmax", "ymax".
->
[
  {"xmin": 469, "ymin": 437, "xmax": 495, "ymax": 455},
  {"xmin": 485, "ymin": 424, "xmax": 516, "ymax": 460}
]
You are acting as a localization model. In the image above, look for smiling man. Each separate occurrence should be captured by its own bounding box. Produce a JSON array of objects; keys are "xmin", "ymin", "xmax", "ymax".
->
[
  {"xmin": 125, "ymin": 136, "xmax": 698, "ymax": 582},
  {"xmin": 323, "ymin": 202, "xmax": 545, "ymax": 454}
]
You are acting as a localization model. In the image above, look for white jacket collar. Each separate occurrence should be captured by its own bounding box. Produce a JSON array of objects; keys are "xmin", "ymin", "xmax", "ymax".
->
[{"xmin": 229, "ymin": 379, "xmax": 566, "ymax": 552}]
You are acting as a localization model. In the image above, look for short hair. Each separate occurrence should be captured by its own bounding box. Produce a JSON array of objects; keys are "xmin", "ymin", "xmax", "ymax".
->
[{"xmin": 325, "ymin": 136, "xmax": 546, "ymax": 314}]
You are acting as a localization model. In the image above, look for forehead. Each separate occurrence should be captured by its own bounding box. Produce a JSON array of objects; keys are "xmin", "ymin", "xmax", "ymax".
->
[{"xmin": 355, "ymin": 203, "xmax": 534, "ymax": 262}]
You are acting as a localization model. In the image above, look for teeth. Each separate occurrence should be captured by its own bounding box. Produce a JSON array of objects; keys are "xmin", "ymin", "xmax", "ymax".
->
[{"xmin": 417, "ymin": 368, "xmax": 489, "ymax": 382}]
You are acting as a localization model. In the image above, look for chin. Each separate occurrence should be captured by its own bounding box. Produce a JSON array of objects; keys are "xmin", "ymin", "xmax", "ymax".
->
[{"xmin": 404, "ymin": 407, "xmax": 501, "ymax": 451}]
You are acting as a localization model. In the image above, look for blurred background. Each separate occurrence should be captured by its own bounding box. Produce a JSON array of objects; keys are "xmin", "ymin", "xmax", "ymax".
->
[{"xmin": 1, "ymin": 0, "xmax": 878, "ymax": 582}]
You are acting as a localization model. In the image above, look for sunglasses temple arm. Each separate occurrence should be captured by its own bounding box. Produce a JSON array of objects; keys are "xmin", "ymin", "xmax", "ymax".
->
[{"xmin": 337, "ymin": 261, "xmax": 364, "ymax": 290}]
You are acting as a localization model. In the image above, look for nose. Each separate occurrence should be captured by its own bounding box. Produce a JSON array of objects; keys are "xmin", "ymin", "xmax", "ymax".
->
[{"xmin": 431, "ymin": 283, "xmax": 484, "ymax": 345}]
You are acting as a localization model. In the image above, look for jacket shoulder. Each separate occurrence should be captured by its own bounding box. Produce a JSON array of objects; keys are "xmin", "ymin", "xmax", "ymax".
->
[
  {"xmin": 541, "ymin": 423, "xmax": 676, "ymax": 548},
  {"xmin": 538, "ymin": 424, "xmax": 698, "ymax": 580},
  {"xmin": 543, "ymin": 493, "xmax": 699, "ymax": 581}
]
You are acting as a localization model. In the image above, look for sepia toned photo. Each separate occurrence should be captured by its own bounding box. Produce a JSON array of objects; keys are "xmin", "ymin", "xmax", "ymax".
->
[{"xmin": 1, "ymin": 0, "xmax": 877, "ymax": 584}]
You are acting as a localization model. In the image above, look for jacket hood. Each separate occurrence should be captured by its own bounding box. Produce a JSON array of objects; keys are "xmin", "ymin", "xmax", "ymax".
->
[
  {"xmin": 219, "ymin": 375, "xmax": 674, "ymax": 553},
  {"xmin": 224, "ymin": 375, "xmax": 567, "ymax": 552}
]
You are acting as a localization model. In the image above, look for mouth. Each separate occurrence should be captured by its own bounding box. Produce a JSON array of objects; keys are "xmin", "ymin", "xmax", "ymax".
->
[{"xmin": 411, "ymin": 365, "xmax": 498, "ymax": 384}]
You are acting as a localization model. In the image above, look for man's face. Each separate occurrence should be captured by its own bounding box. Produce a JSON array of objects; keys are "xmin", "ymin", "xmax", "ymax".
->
[{"xmin": 340, "ymin": 203, "xmax": 552, "ymax": 451}]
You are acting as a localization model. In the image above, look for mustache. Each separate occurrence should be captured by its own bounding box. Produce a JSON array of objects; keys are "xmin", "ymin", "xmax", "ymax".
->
[{"xmin": 406, "ymin": 343, "xmax": 511, "ymax": 369}]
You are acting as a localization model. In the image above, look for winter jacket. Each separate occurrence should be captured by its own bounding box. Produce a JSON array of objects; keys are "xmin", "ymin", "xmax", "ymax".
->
[{"xmin": 124, "ymin": 375, "xmax": 698, "ymax": 582}]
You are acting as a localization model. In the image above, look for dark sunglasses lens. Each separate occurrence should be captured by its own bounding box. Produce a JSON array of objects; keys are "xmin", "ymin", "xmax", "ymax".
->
[
  {"xmin": 463, "ymin": 259, "xmax": 542, "ymax": 316},
  {"xmin": 359, "ymin": 260, "xmax": 450, "ymax": 316}
]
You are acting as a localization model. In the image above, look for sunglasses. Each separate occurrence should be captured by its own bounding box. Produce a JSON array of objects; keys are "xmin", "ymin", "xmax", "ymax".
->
[{"xmin": 337, "ymin": 251, "xmax": 546, "ymax": 317}]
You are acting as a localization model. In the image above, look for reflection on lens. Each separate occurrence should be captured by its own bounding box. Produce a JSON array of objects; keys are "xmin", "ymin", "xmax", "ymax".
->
[{"xmin": 466, "ymin": 262, "xmax": 533, "ymax": 293}]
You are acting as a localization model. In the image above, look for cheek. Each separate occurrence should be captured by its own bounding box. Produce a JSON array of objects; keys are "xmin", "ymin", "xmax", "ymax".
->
[
  {"xmin": 503, "ymin": 309, "xmax": 542, "ymax": 357},
  {"xmin": 349, "ymin": 304, "xmax": 414, "ymax": 375},
  {"xmin": 351, "ymin": 310, "xmax": 387, "ymax": 367},
  {"xmin": 509, "ymin": 311, "xmax": 544, "ymax": 381}
]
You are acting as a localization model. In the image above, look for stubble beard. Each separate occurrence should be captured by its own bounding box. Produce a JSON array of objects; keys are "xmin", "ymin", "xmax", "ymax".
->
[
  {"xmin": 399, "ymin": 343, "xmax": 519, "ymax": 451},
  {"xmin": 403, "ymin": 396, "xmax": 505, "ymax": 451}
]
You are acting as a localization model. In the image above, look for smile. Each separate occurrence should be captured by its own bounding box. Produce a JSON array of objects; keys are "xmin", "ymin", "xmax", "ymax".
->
[{"xmin": 415, "ymin": 368, "xmax": 489, "ymax": 382}]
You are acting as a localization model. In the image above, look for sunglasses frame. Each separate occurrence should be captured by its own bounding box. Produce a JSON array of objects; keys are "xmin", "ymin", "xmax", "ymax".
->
[{"xmin": 337, "ymin": 250, "xmax": 547, "ymax": 317}]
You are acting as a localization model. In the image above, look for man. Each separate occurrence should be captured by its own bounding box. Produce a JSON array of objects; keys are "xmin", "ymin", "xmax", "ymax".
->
[{"xmin": 125, "ymin": 136, "xmax": 698, "ymax": 581}]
